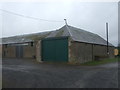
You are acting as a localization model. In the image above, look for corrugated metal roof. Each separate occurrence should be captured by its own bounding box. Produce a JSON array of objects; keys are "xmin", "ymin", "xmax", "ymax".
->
[{"xmin": 1, "ymin": 25, "xmax": 113, "ymax": 46}]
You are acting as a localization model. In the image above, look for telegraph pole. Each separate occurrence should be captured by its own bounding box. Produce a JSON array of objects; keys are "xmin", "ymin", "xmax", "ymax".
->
[
  {"xmin": 64, "ymin": 19, "xmax": 67, "ymax": 25},
  {"xmin": 106, "ymin": 22, "xmax": 109, "ymax": 57}
]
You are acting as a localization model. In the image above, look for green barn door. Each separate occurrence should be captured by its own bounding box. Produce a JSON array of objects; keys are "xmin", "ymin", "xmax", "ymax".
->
[{"xmin": 42, "ymin": 37, "xmax": 68, "ymax": 62}]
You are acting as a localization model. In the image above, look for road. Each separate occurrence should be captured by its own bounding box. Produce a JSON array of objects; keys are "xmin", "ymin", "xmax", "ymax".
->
[{"xmin": 2, "ymin": 58, "xmax": 119, "ymax": 88}]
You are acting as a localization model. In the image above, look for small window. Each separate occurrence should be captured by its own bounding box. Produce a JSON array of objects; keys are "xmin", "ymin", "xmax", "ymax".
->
[{"xmin": 31, "ymin": 42, "xmax": 34, "ymax": 47}]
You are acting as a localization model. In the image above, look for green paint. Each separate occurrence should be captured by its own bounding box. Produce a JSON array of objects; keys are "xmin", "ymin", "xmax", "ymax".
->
[{"xmin": 42, "ymin": 37, "xmax": 68, "ymax": 62}]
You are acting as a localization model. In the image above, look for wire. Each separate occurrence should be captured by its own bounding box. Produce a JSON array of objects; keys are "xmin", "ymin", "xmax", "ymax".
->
[{"xmin": 0, "ymin": 9, "xmax": 63, "ymax": 22}]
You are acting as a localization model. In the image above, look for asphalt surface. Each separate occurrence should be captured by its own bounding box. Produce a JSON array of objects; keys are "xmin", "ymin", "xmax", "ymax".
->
[
  {"xmin": 2, "ymin": 58, "xmax": 119, "ymax": 88},
  {"xmin": 0, "ymin": 58, "xmax": 2, "ymax": 89}
]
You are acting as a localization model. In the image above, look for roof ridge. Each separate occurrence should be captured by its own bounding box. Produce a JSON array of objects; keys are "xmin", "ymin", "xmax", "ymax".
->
[
  {"xmin": 2, "ymin": 25, "xmax": 114, "ymax": 46},
  {"xmin": 67, "ymin": 25, "xmax": 98, "ymax": 36},
  {"xmin": 65, "ymin": 25, "xmax": 73, "ymax": 37}
]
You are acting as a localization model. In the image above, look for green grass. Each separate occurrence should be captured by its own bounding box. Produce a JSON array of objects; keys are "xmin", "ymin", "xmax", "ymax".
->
[
  {"xmin": 39, "ymin": 57, "xmax": 120, "ymax": 66},
  {"xmin": 81, "ymin": 57, "xmax": 119, "ymax": 66}
]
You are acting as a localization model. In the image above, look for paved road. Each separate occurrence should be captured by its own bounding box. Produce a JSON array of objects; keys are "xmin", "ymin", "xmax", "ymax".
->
[
  {"xmin": 2, "ymin": 59, "xmax": 119, "ymax": 88},
  {"xmin": 0, "ymin": 58, "xmax": 2, "ymax": 89}
]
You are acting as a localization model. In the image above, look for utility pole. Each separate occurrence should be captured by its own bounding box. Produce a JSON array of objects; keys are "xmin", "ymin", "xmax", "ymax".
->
[
  {"xmin": 106, "ymin": 22, "xmax": 109, "ymax": 57},
  {"xmin": 64, "ymin": 19, "xmax": 67, "ymax": 25}
]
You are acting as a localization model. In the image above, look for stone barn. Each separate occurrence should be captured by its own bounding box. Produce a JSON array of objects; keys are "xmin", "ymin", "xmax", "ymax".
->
[
  {"xmin": 1, "ymin": 25, "xmax": 115, "ymax": 63},
  {"xmin": 2, "ymin": 37, "xmax": 36, "ymax": 59}
]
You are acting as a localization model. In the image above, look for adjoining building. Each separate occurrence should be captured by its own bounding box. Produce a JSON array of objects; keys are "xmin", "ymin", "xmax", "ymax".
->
[{"xmin": 1, "ymin": 25, "xmax": 115, "ymax": 63}]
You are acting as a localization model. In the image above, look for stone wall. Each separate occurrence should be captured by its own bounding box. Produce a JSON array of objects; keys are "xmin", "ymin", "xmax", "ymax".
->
[
  {"xmin": 69, "ymin": 41, "xmax": 92, "ymax": 64},
  {"xmin": 93, "ymin": 44, "xmax": 114, "ymax": 59},
  {"xmin": 2, "ymin": 45, "xmax": 16, "ymax": 58},
  {"xmin": 36, "ymin": 40, "xmax": 42, "ymax": 62},
  {"xmin": 23, "ymin": 43, "xmax": 36, "ymax": 58},
  {"xmin": 2, "ymin": 42, "xmax": 36, "ymax": 59},
  {"xmin": 69, "ymin": 41, "xmax": 115, "ymax": 64}
]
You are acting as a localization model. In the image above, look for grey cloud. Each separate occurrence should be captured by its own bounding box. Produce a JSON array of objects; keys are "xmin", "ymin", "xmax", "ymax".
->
[{"xmin": 1, "ymin": 2, "xmax": 118, "ymax": 46}]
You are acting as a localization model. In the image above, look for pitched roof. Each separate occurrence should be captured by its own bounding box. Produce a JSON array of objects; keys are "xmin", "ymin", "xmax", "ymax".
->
[
  {"xmin": 1, "ymin": 25, "xmax": 113, "ymax": 46},
  {"xmin": 1, "ymin": 31, "xmax": 51, "ymax": 44},
  {"xmin": 67, "ymin": 25, "xmax": 113, "ymax": 46}
]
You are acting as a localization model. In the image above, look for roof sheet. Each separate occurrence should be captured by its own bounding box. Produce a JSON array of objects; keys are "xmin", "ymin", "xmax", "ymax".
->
[
  {"xmin": 1, "ymin": 25, "xmax": 113, "ymax": 46},
  {"xmin": 67, "ymin": 25, "xmax": 113, "ymax": 46}
]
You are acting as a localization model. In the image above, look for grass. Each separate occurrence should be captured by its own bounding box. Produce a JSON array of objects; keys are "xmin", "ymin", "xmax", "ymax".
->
[
  {"xmin": 39, "ymin": 57, "xmax": 120, "ymax": 66},
  {"xmin": 81, "ymin": 57, "xmax": 119, "ymax": 66}
]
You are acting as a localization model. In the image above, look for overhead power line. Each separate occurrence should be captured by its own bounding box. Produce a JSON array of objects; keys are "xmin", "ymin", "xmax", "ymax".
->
[{"xmin": 0, "ymin": 9, "xmax": 63, "ymax": 22}]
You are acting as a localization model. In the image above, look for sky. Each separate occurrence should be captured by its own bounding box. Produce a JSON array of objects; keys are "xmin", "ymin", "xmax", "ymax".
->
[{"xmin": 0, "ymin": 1, "xmax": 118, "ymax": 46}]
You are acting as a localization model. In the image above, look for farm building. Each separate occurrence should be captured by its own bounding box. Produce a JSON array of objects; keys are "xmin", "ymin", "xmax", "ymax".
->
[{"xmin": 1, "ymin": 25, "xmax": 115, "ymax": 63}]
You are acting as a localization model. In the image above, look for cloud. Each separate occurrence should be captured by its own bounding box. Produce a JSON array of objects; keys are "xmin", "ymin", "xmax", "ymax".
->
[{"xmin": 1, "ymin": 2, "xmax": 118, "ymax": 46}]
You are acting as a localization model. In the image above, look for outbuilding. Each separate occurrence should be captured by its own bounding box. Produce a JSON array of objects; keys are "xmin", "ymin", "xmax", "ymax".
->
[{"xmin": 1, "ymin": 25, "xmax": 115, "ymax": 63}]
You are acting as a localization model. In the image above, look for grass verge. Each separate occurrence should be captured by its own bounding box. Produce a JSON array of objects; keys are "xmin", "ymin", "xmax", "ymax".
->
[
  {"xmin": 39, "ymin": 57, "xmax": 120, "ymax": 66},
  {"xmin": 81, "ymin": 57, "xmax": 119, "ymax": 66}
]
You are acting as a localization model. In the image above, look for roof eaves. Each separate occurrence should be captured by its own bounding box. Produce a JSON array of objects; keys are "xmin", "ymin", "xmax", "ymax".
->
[{"xmin": 72, "ymin": 39, "xmax": 114, "ymax": 47}]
